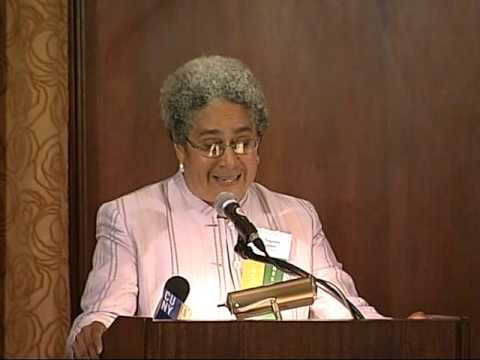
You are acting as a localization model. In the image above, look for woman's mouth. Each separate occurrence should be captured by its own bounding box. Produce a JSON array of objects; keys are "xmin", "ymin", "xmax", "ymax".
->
[{"xmin": 212, "ymin": 174, "xmax": 241, "ymax": 185}]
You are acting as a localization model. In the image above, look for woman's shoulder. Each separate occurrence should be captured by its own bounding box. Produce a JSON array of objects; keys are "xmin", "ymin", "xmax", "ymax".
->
[
  {"xmin": 97, "ymin": 174, "xmax": 176, "ymax": 214},
  {"xmin": 250, "ymin": 182, "xmax": 317, "ymax": 215}
]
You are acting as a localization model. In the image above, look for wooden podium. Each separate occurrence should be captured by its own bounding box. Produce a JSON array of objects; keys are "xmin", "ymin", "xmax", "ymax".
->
[{"xmin": 101, "ymin": 316, "xmax": 469, "ymax": 358}]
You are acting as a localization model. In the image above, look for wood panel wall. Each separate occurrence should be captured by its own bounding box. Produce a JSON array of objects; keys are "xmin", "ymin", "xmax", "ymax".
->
[{"xmin": 69, "ymin": 0, "xmax": 480, "ymax": 356}]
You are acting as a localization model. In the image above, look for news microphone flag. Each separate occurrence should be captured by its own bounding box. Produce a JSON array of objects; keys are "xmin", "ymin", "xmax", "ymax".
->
[
  {"xmin": 155, "ymin": 289, "xmax": 189, "ymax": 319},
  {"xmin": 154, "ymin": 276, "xmax": 191, "ymax": 320}
]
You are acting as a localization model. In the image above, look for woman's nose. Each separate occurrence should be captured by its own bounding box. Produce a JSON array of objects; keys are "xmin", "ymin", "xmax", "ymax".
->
[{"xmin": 217, "ymin": 146, "xmax": 239, "ymax": 167}]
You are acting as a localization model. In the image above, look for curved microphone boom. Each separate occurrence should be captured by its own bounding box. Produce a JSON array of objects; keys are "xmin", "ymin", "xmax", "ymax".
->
[{"xmin": 243, "ymin": 248, "xmax": 364, "ymax": 320}]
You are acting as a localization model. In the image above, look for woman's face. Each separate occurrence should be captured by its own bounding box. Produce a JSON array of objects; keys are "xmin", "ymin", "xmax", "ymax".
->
[{"xmin": 174, "ymin": 100, "xmax": 260, "ymax": 204}]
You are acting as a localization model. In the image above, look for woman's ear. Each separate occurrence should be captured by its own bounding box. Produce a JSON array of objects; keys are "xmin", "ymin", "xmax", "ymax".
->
[{"xmin": 174, "ymin": 143, "xmax": 186, "ymax": 164}]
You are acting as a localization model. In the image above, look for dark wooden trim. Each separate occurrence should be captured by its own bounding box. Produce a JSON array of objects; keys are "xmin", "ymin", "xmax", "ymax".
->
[
  {"xmin": 68, "ymin": 0, "xmax": 88, "ymax": 321},
  {"xmin": 0, "ymin": 0, "xmax": 7, "ymax": 356},
  {"xmin": 457, "ymin": 317, "xmax": 471, "ymax": 360}
]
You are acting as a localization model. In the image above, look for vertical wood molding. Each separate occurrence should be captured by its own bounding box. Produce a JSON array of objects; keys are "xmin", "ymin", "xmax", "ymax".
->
[
  {"xmin": 68, "ymin": 0, "xmax": 87, "ymax": 319},
  {"xmin": 0, "ymin": 0, "xmax": 6, "ymax": 356}
]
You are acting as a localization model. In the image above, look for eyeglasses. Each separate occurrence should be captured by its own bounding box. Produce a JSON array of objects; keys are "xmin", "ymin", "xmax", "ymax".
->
[{"xmin": 185, "ymin": 137, "xmax": 260, "ymax": 158}]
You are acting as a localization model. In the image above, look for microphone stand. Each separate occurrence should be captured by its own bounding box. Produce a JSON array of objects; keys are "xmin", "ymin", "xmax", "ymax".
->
[{"xmin": 235, "ymin": 236, "xmax": 365, "ymax": 320}]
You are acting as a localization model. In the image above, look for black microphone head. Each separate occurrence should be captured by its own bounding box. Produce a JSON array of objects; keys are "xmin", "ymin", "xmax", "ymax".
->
[
  {"xmin": 214, "ymin": 192, "xmax": 237, "ymax": 217},
  {"xmin": 164, "ymin": 275, "xmax": 190, "ymax": 302}
]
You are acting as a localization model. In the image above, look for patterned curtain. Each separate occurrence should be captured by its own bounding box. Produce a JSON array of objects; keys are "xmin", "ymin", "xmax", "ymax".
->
[{"xmin": 1, "ymin": 0, "xmax": 70, "ymax": 357}]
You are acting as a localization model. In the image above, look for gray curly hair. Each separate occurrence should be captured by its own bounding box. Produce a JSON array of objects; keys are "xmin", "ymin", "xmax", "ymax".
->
[{"xmin": 159, "ymin": 55, "xmax": 269, "ymax": 143}]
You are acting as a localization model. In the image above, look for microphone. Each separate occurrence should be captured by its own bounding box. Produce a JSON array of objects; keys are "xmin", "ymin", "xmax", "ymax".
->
[
  {"xmin": 154, "ymin": 275, "xmax": 191, "ymax": 320},
  {"xmin": 214, "ymin": 192, "xmax": 268, "ymax": 255}
]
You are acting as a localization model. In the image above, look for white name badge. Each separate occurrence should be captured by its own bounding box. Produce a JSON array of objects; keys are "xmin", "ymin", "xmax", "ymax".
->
[{"xmin": 248, "ymin": 227, "xmax": 292, "ymax": 260}]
